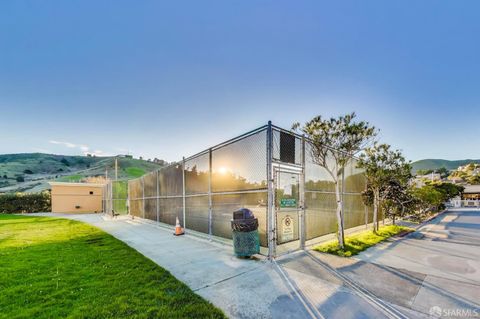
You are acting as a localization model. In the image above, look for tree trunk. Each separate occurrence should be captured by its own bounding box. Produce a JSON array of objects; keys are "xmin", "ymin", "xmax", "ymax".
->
[
  {"xmin": 335, "ymin": 180, "xmax": 345, "ymax": 249},
  {"xmin": 392, "ymin": 214, "xmax": 396, "ymax": 225},
  {"xmin": 373, "ymin": 189, "xmax": 379, "ymax": 232}
]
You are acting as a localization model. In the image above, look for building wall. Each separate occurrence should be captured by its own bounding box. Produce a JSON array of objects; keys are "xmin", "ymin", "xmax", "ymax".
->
[{"xmin": 51, "ymin": 184, "xmax": 104, "ymax": 213}]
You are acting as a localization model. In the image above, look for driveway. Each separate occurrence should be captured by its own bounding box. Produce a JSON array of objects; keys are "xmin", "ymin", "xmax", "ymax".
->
[
  {"xmin": 352, "ymin": 209, "xmax": 480, "ymax": 317},
  {"xmin": 276, "ymin": 210, "xmax": 480, "ymax": 319},
  {"xmin": 358, "ymin": 209, "xmax": 480, "ymax": 284}
]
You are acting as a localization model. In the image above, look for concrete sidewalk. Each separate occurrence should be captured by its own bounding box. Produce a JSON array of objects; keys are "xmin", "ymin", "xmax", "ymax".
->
[
  {"xmin": 38, "ymin": 213, "xmax": 407, "ymax": 319},
  {"xmin": 42, "ymin": 213, "xmax": 313, "ymax": 318}
]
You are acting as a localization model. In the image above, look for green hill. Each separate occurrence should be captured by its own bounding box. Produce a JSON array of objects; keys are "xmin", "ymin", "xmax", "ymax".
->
[
  {"xmin": 411, "ymin": 159, "xmax": 480, "ymax": 174},
  {"xmin": 0, "ymin": 153, "xmax": 165, "ymax": 193}
]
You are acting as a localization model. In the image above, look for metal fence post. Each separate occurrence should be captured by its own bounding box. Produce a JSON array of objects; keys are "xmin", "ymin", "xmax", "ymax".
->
[
  {"xmin": 267, "ymin": 121, "xmax": 275, "ymax": 259},
  {"xmin": 364, "ymin": 174, "xmax": 368, "ymax": 229},
  {"xmin": 142, "ymin": 176, "xmax": 145, "ymax": 219},
  {"xmin": 157, "ymin": 170, "xmax": 160, "ymax": 223},
  {"xmin": 182, "ymin": 157, "xmax": 186, "ymax": 229},
  {"xmin": 111, "ymin": 182, "xmax": 113, "ymax": 215},
  {"xmin": 208, "ymin": 149, "xmax": 213, "ymax": 239},
  {"xmin": 109, "ymin": 182, "xmax": 112, "ymax": 216},
  {"xmin": 341, "ymin": 166, "xmax": 346, "ymax": 233},
  {"xmin": 127, "ymin": 181, "xmax": 130, "ymax": 216},
  {"xmin": 103, "ymin": 183, "xmax": 107, "ymax": 214},
  {"xmin": 106, "ymin": 182, "xmax": 110, "ymax": 216},
  {"xmin": 365, "ymin": 205, "xmax": 368, "ymax": 229},
  {"xmin": 300, "ymin": 135, "xmax": 306, "ymax": 249},
  {"xmin": 102, "ymin": 183, "xmax": 106, "ymax": 214}
]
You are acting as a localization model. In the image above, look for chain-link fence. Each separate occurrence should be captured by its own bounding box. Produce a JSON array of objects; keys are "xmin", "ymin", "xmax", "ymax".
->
[
  {"xmin": 103, "ymin": 181, "xmax": 112, "ymax": 216},
  {"xmin": 106, "ymin": 122, "xmax": 376, "ymax": 257},
  {"xmin": 102, "ymin": 180, "xmax": 129, "ymax": 215},
  {"xmin": 112, "ymin": 181, "xmax": 128, "ymax": 215},
  {"xmin": 304, "ymin": 139, "xmax": 374, "ymax": 242},
  {"xmin": 126, "ymin": 127, "xmax": 269, "ymax": 245}
]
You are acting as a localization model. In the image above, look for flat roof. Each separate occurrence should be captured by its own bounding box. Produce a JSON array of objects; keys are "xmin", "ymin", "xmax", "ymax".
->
[
  {"xmin": 48, "ymin": 182, "xmax": 106, "ymax": 187},
  {"xmin": 463, "ymin": 185, "xmax": 480, "ymax": 193}
]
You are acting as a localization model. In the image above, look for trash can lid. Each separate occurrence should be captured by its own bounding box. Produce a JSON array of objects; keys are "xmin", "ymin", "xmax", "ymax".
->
[{"xmin": 233, "ymin": 208, "xmax": 255, "ymax": 220}]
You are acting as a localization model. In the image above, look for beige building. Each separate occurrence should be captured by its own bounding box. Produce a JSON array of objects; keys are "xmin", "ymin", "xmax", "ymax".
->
[{"xmin": 49, "ymin": 182, "xmax": 105, "ymax": 213}]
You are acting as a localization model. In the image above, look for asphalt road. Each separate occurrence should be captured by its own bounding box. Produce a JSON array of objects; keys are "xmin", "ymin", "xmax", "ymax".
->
[
  {"xmin": 278, "ymin": 209, "xmax": 480, "ymax": 319},
  {"xmin": 354, "ymin": 209, "xmax": 480, "ymax": 317},
  {"xmin": 358, "ymin": 209, "xmax": 480, "ymax": 285}
]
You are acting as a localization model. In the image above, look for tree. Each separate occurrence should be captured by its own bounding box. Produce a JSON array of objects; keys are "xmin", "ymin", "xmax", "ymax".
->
[
  {"xmin": 60, "ymin": 158, "xmax": 70, "ymax": 166},
  {"xmin": 431, "ymin": 182, "xmax": 464, "ymax": 200},
  {"xmin": 293, "ymin": 112, "xmax": 377, "ymax": 249},
  {"xmin": 357, "ymin": 143, "xmax": 411, "ymax": 231},
  {"xmin": 23, "ymin": 169, "xmax": 33, "ymax": 174},
  {"xmin": 416, "ymin": 169, "xmax": 433, "ymax": 176},
  {"xmin": 16, "ymin": 176, "xmax": 25, "ymax": 182},
  {"xmin": 422, "ymin": 181, "xmax": 464, "ymax": 206},
  {"xmin": 436, "ymin": 167, "xmax": 449, "ymax": 178},
  {"xmin": 468, "ymin": 175, "xmax": 480, "ymax": 185},
  {"xmin": 380, "ymin": 180, "xmax": 416, "ymax": 225},
  {"xmin": 412, "ymin": 185, "xmax": 444, "ymax": 215}
]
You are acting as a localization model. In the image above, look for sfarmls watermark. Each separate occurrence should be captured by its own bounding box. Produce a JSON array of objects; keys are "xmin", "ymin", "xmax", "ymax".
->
[{"xmin": 430, "ymin": 306, "xmax": 479, "ymax": 318}]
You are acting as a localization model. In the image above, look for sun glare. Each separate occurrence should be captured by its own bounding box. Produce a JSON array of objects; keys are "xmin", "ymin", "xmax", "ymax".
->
[{"xmin": 218, "ymin": 166, "xmax": 228, "ymax": 175}]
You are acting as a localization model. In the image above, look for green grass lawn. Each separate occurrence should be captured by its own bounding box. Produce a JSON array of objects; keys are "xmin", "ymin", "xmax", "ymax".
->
[
  {"xmin": 125, "ymin": 167, "xmax": 146, "ymax": 178},
  {"xmin": 56, "ymin": 174, "xmax": 84, "ymax": 182},
  {"xmin": 0, "ymin": 214, "xmax": 225, "ymax": 319},
  {"xmin": 314, "ymin": 225, "xmax": 414, "ymax": 257}
]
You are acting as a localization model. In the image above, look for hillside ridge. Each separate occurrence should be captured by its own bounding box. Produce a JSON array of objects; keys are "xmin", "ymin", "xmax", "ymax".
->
[
  {"xmin": 411, "ymin": 158, "xmax": 480, "ymax": 173},
  {"xmin": 0, "ymin": 153, "xmax": 165, "ymax": 193}
]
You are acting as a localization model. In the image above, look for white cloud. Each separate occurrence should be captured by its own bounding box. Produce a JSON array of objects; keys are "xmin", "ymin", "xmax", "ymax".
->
[
  {"xmin": 49, "ymin": 140, "xmax": 77, "ymax": 148},
  {"xmin": 79, "ymin": 145, "xmax": 89, "ymax": 152},
  {"xmin": 48, "ymin": 140, "xmax": 108, "ymax": 156},
  {"xmin": 91, "ymin": 150, "xmax": 112, "ymax": 156}
]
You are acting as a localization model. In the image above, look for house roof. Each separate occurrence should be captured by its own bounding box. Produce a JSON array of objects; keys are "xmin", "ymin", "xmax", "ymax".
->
[
  {"xmin": 463, "ymin": 185, "xmax": 480, "ymax": 193},
  {"xmin": 48, "ymin": 182, "xmax": 105, "ymax": 187}
]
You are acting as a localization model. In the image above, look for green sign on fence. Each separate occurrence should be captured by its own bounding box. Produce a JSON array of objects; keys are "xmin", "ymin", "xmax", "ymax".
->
[{"xmin": 280, "ymin": 198, "xmax": 297, "ymax": 208}]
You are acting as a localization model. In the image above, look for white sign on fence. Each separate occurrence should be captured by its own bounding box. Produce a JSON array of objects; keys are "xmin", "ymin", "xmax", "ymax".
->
[{"xmin": 281, "ymin": 215, "xmax": 294, "ymax": 242}]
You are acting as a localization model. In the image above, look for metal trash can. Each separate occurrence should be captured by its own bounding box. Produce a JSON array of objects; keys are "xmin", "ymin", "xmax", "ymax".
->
[{"xmin": 231, "ymin": 208, "xmax": 260, "ymax": 257}]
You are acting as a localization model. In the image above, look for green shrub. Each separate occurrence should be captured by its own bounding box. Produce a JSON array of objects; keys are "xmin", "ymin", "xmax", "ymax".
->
[
  {"xmin": 0, "ymin": 192, "xmax": 51, "ymax": 214},
  {"xmin": 16, "ymin": 176, "xmax": 25, "ymax": 182}
]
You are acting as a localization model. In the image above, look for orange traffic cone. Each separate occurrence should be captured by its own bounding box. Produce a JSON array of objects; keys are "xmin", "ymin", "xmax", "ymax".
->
[{"xmin": 174, "ymin": 217, "xmax": 185, "ymax": 236}]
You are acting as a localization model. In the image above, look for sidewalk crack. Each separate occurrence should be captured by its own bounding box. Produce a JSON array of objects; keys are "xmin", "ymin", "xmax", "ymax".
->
[{"xmin": 193, "ymin": 264, "xmax": 265, "ymax": 292}]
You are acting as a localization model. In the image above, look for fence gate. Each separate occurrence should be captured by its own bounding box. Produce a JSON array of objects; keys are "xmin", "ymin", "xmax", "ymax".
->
[{"xmin": 274, "ymin": 167, "xmax": 303, "ymax": 254}]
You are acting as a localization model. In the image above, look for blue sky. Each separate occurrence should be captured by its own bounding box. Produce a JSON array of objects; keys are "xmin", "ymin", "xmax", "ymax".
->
[{"xmin": 1, "ymin": 1, "xmax": 479, "ymax": 162}]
